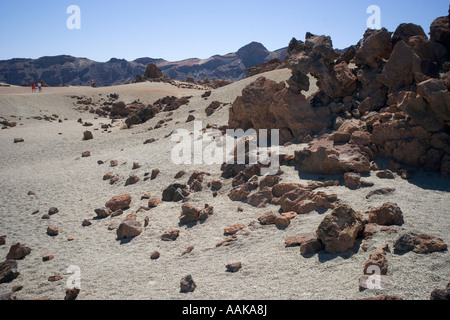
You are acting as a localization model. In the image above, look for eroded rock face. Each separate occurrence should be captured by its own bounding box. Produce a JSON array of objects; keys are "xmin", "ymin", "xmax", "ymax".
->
[
  {"xmin": 228, "ymin": 76, "xmax": 331, "ymax": 144},
  {"xmin": 105, "ymin": 194, "xmax": 132, "ymax": 211},
  {"xmin": 316, "ymin": 204, "xmax": 365, "ymax": 253},
  {"xmin": 295, "ymin": 137, "xmax": 371, "ymax": 174}
]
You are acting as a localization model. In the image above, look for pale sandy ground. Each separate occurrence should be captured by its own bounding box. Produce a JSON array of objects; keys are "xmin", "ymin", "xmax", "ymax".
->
[{"xmin": 0, "ymin": 69, "xmax": 449, "ymax": 300}]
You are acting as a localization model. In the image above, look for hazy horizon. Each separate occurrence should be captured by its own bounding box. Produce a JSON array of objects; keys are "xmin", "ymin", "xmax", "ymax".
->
[{"xmin": 0, "ymin": 0, "xmax": 449, "ymax": 63}]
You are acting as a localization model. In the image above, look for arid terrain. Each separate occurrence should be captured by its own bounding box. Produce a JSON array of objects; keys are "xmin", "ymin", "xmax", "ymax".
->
[{"xmin": 1, "ymin": 13, "xmax": 450, "ymax": 301}]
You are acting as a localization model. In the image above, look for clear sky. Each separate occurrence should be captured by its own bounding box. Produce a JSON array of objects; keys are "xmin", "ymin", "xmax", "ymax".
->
[{"xmin": 0, "ymin": 0, "xmax": 448, "ymax": 62}]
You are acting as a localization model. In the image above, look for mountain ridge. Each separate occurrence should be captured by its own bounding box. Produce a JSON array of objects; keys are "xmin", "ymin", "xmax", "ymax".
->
[{"xmin": 0, "ymin": 42, "xmax": 287, "ymax": 87}]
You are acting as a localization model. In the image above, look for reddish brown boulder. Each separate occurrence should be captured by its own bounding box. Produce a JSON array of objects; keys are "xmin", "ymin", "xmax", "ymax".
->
[
  {"xmin": 6, "ymin": 243, "xmax": 32, "ymax": 260},
  {"xmin": 148, "ymin": 198, "xmax": 162, "ymax": 208},
  {"xmin": 179, "ymin": 204, "xmax": 200, "ymax": 225},
  {"xmin": 47, "ymin": 226, "xmax": 59, "ymax": 236},
  {"xmin": 354, "ymin": 28, "xmax": 393, "ymax": 69},
  {"xmin": 344, "ymin": 172, "xmax": 361, "ymax": 189},
  {"xmin": 246, "ymin": 187, "xmax": 272, "ymax": 208},
  {"xmin": 316, "ymin": 204, "xmax": 365, "ymax": 253},
  {"xmin": 363, "ymin": 245, "xmax": 390, "ymax": 275},
  {"xmin": 394, "ymin": 232, "xmax": 447, "ymax": 254},
  {"xmin": 161, "ymin": 229, "xmax": 180, "ymax": 241},
  {"xmin": 116, "ymin": 220, "xmax": 143, "ymax": 240},
  {"xmin": 83, "ymin": 131, "xmax": 93, "ymax": 140},
  {"xmin": 275, "ymin": 215, "xmax": 291, "ymax": 228},
  {"xmin": 258, "ymin": 211, "xmax": 277, "ymax": 225},
  {"xmin": 380, "ymin": 40, "xmax": 422, "ymax": 92},
  {"xmin": 368, "ymin": 202, "xmax": 404, "ymax": 226},
  {"xmin": 0, "ymin": 260, "xmax": 19, "ymax": 284},
  {"xmin": 105, "ymin": 194, "xmax": 132, "ymax": 211},
  {"xmin": 94, "ymin": 207, "xmax": 112, "ymax": 219},
  {"xmin": 429, "ymin": 15, "xmax": 450, "ymax": 50},
  {"xmin": 224, "ymin": 224, "xmax": 246, "ymax": 235},
  {"xmin": 125, "ymin": 175, "xmax": 140, "ymax": 186}
]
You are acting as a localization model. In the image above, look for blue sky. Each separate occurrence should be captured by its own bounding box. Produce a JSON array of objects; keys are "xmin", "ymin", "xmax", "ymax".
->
[{"xmin": 0, "ymin": 0, "xmax": 448, "ymax": 62}]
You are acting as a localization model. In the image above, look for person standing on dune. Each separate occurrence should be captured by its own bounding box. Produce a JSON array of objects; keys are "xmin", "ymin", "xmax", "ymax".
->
[
  {"xmin": 91, "ymin": 79, "xmax": 95, "ymax": 88},
  {"xmin": 31, "ymin": 82, "xmax": 36, "ymax": 93},
  {"xmin": 37, "ymin": 81, "xmax": 42, "ymax": 93}
]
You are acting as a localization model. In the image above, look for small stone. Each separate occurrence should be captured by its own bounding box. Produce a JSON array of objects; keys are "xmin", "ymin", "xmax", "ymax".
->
[
  {"xmin": 275, "ymin": 215, "xmax": 291, "ymax": 228},
  {"xmin": 132, "ymin": 162, "xmax": 141, "ymax": 170},
  {"xmin": 105, "ymin": 194, "xmax": 132, "ymax": 211},
  {"xmin": 376, "ymin": 170, "xmax": 395, "ymax": 179},
  {"xmin": 82, "ymin": 219, "xmax": 92, "ymax": 227},
  {"xmin": 41, "ymin": 214, "xmax": 50, "ymax": 220},
  {"xmin": 141, "ymin": 193, "xmax": 151, "ymax": 200},
  {"xmin": 161, "ymin": 229, "xmax": 180, "ymax": 241},
  {"xmin": 125, "ymin": 175, "xmax": 140, "ymax": 186},
  {"xmin": 28, "ymin": 190, "xmax": 36, "ymax": 196},
  {"xmin": 94, "ymin": 207, "xmax": 112, "ymax": 219},
  {"xmin": 0, "ymin": 236, "xmax": 5, "ymax": 246},
  {"xmin": 110, "ymin": 160, "xmax": 118, "ymax": 167},
  {"xmin": 211, "ymin": 180, "xmax": 223, "ymax": 190},
  {"xmin": 182, "ymin": 246, "xmax": 194, "ymax": 256},
  {"xmin": 150, "ymin": 251, "xmax": 160, "ymax": 260},
  {"xmin": 81, "ymin": 151, "xmax": 91, "ymax": 158},
  {"xmin": 103, "ymin": 172, "xmax": 114, "ymax": 180},
  {"xmin": 224, "ymin": 223, "xmax": 246, "ymax": 235},
  {"xmin": 48, "ymin": 207, "xmax": 59, "ymax": 215},
  {"xmin": 180, "ymin": 275, "xmax": 196, "ymax": 293},
  {"xmin": 65, "ymin": 288, "xmax": 80, "ymax": 300},
  {"xmin": 47, "ymin": 226, "xmax": 59, "ymax": 236},
  {"xmin": 368, "ymin": 202, "xmax": 404, "ymax": 226},
  {"xmin": 151, "ymin": 169, "xmax": 160, "ymax": 180},
  {"xmin": 48, "ymin": 274, "xmax": 63, "ymax": 282},
  {"xmin": 258, "ymin": 211, "xmax": 277, "ymax": 225},
  {"xmin": 0, "ymin": 260, "xmax": 20, "ymax": 284},
  {"xmin": 83, "ymin": 131, "xmax": 93, "ymax": 140},
  {"xmin": 174, "ymin": 170, "xmax": 186, "ymax": 179},
  {"xmin": 148, "ymin": 198, "xmax": 162, "ymax": 208},
  {"xmin": 226, "ymin": 262, "xmax": 242, "ymax": 273},
  {"xmin": 144, "ymin": 216, "xmax": 150, "ymax": 227},
  {"xmin": 116, "ymin": 220, "xmax": 143, "ymax": 240},
  {"xmin": 42, "ymin": 254, "xmax": 54, "ymax": 261},
  {"xmin": 14, "ymin": 138, "xmax": 24, "ymax": 143}
]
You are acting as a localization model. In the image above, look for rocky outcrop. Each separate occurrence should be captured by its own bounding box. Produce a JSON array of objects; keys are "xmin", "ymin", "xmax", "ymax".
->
[
  {"xmin": 316, "ymin": 204, "xmax": 365, "ymax": 253},
  {"xmin": 228, "ymin": 76, "xmax": 331, "ymax": 144},
  {"xmin": 393, "ymin": 233, "xmax": 447, "ymax": 254}
]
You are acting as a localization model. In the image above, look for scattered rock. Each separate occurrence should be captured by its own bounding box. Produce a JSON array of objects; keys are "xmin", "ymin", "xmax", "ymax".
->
[
  {"xmin": 116, "ymin": 220, "xmax": 143, "ymax": 240},
  {"xmin": 150, "ymin": 251, "xmax": 160, "ymax": 260},
  {"xmin": 258, "ymin": 211, "xmax": 278, "ymax": 225},
  {"xmin": 42, "ymin": 254, "xmax": 54, "ymax": 262},
  {"xmin": 174, "ymin": 170, "xmax": 186, "ymax": 179},
  {"xmin": 180, "ymin": 275, "xmax": 196, "ymax": 293},
  {"xmin": 394, "ymin": 232, "xmax": 448, "ymax": 254},
  {"xmin": 151, "ymin": 169, "xmax": 160, "ymax": 180},
  {"xmin": 82, "ymin": 219, "xmax": 92, "ymax": 227},
  {"xmin": 182, "ymin": 246, "xmax": 194, "ymax": 256},
  {"xmin": 0, "ymin": 235, "xmax": 6, "ymax": 246},
  {"xmin": 6, "ymin": 243, "xmax": 32, "ymax": 260},
  {"xmin": 344, "ymin": 172, "xmax": 361, "ymax": 189},
  {"xmin": 0, "ymin": 260, "xmax": 19, "ymax": 284},
  {"xmin": 224, "ymin": 224, "xmax": 246, "ymax": 235},
  {"xmin": 368, "ymin": 202, "xmax": 404, "ymax": 226},
  {"xmin": 376, "ymin": 170, "xmax": 395, "ymax": 179},
  {"xmin": 105, "ymin": 194, "xmax": 132, "ymax": 211},
  {"xmin": 148, "ymin": 198, "xmax": 162, "ymax": 208},
  {"xmin": 65, "ymin": 288, "xmax": 80, "ymax": 300},
  {"xmin": 81, "ymin": 151, "xmax": 91, "ymax": 158},
  {"xmin": 132, "ymin": 162, "xmax": 141, "ymax": 170},
  {"xmin": 48, "ymin": 207, "xmax": 59, "ymax": 215},
  {"xmin": 226, "ymin": 262, "xmax": 242, "ymax": 273},
  {"xmin": 365, "ymin": 188, "xmax": 396, "ymax": 199},
  {"xmin": 275, "ymin": 215, "xmax": 291, "ymax": 228},
  {"xmin": 83, "ymin": 131, "xmax": 93, "ymax": 140},
  {"xmin": 48, "ymin": 274, "xmax": 63, "ymax": 282},
  {"xmin": 162, "ymin": 184, "xmax": 190, "ymax": 202},
  {"xmin": 430, "ymin": 282, "xmax": 450, "ymax": 300},
  {"xmin": 94, "ymin": 207, "xmax": 112, "ymax": 219},
  {"xmin": 363, "ymin": 245, "xmax": 390, "ymax": 276},
  {"xmin": 316, "ymin": 204, "xmax": 365, "ymax": 253},
  {"xmin": 125, "ymin": 175, "xmax": 140, "ymax": 186},
  {"xmin": 47, "ymin": 226, "xmax": 59, "ymax": 236},
  {"xmin": 161, "ymin": 229, "xmax": 180, "ymax": 241},
  {"xmin": 216, "ymin": 236, "xmax": 238, "ymax": 247},
  {"xmin": 110, "ymin": 160, "xmax": 119, "ymax": 167},
  {"xmin": 13, "ymin": 138, "xmax": 24, "ymax": 143}
]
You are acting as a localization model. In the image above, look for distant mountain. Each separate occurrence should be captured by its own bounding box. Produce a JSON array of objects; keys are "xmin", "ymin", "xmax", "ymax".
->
[{"xmin": 0, "ymin": 42, "xmax": 287, "ymax": 87}]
